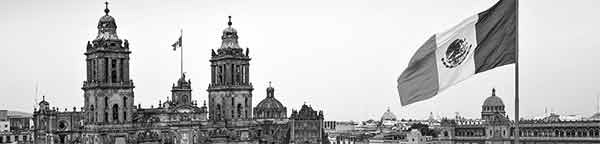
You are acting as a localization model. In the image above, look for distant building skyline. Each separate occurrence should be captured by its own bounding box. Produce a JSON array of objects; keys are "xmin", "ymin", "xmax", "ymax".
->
[{"xmin": 2, "ymin": 0, "xmax": 600, "ymax": 121}]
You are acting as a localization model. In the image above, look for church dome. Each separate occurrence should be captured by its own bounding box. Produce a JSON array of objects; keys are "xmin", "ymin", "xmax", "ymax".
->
[
  {"xmin": 381, "ymin": 107, "xmax": 397, "ymax": 121},
  {"xmin": 254, "ymin": 83, "xmax": 287, "ymax": 119},
  {"xmin": 483, "ymin": 88, "xmax": 504, "ymax": 107},
  {"xmin": 39, "ymin": 99, "xmax": 49, "ymax": 106},
  {"xmin": 99, "ymin": 15, "xmax": 115, "ymax": 23},
  {"xmin": 256, "ymin": 98, "xmax": 285, "ymax": 109},
  {"xmin": 256, "ymin": 82, "xmax": 285, "ymax": 109}
]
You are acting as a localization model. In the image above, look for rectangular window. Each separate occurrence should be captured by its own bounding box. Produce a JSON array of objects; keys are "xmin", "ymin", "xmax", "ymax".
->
[
  {"xmin": 236, "ymin": 65, "xmax": 241, "ymax": 84},
  {"xmin": 231, "ymin": 64, "xmax": 234, "ymax": 84},
  {"xmin": 104, "ymin": 58, "xmax": 109, "ymax": 82},
  {"xmin": 111, "ymin": 59, "xmax": 117, "ymax": 82},
  {"xmin": 120, "ymin": 59, "xmax": 125, "ymax": 81},
  {"xmin": 92, "ymin": 60, "xmax": 96, "ymax": 81}
]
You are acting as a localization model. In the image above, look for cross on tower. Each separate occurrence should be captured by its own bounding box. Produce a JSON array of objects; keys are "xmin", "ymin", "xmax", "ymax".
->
[
  {"xmin": 228, "ymin": 16, "xmax": 232, "ymax": 26},
  {"xmin": 104, "ymin": 1, "xmax": 110, "ymax": 15}
]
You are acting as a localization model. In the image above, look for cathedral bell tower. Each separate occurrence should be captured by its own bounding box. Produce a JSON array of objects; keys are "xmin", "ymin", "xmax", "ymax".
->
[
  {"xmin": 82, "ymin": 2, "xmax": 134, "ymax": 124},
  {"xmin": 208, "ymin": 16, "xmax": 253, "ymax": 121}
]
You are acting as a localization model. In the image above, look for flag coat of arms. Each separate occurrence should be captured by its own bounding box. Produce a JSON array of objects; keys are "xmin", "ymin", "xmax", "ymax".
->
[{"xmin": 397, "ymin": 0, "xmax": 516, "ymax": 106}]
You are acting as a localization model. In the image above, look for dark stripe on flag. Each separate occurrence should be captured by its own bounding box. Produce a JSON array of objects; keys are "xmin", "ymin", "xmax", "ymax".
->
[
  {"xmin": 474, "ymin": 0, "xmax": 517, "ymax": 73},
  {"xmin": 397, "ymin": 35, "xmax": 440, "ymax": 106}
]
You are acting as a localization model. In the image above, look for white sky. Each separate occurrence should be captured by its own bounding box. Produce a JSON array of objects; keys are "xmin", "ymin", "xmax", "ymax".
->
[{"xmin": 1, "ymin": 0, "xmax": 600, "ymax": 121}]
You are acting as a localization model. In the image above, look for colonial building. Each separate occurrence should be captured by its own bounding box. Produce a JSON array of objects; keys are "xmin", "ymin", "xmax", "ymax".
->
[
  {"xmin": 0, "ymin": 110, "xmax": 34, "ymax": 144},
  {"xmin": 436, "ymin": 88, "xmax": 600, "ymax": 144},
  {"xmin": 32, "ymin": 2, "xmax": 329, "ymax": 144},
  {"xmin": 290, "ymin": 104, "xmax": 325, "ymax": 144}
]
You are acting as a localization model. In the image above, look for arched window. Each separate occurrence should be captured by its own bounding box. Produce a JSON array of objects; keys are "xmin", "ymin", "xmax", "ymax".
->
[
  {"xmin": 237, "ymin": 104, "xmax": 242, "ymax": 118},
  {"xmin": 182, "ymin": 95, "xmax": 188, "ymax": 103},
  {"xmin": 112, "ymin": 104, "xmax": 119, "ymax": 122}
]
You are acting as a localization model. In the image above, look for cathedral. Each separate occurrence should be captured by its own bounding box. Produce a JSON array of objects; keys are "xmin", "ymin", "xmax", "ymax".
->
[{"xmin": 32, "ymin": 3, "xmax": 328, "ymax": 144}]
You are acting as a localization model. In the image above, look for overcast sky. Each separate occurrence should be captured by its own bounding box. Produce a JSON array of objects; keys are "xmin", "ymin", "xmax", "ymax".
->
[{"xmin": 1, "ymin": 0, "xmax": 600, "ymax": 121}]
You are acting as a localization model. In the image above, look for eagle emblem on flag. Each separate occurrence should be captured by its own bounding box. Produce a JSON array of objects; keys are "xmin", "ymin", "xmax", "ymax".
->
[{"xmin": 441, "ymin": 38, "xmax": 472, "ymax": 68}]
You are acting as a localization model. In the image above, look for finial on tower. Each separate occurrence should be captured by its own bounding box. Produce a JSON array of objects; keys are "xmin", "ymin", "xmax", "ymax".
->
[
  {"xmin": 228, "ymin": 16, "xmax": 232, "ymax": 26},
  {"xmin": 492, "ymin": 88, "xmax": 496, "ymax": 96},
  {"xmin": 268, "ymin": 81, "xmax": 272, "ymax": 87},
  {"xmin": 104, "ymin": 1, "xmax": 110, "ymax": 15},
  {"xmin": 42, "ymin": 96, "xmax": 45, "ymax": 101}
]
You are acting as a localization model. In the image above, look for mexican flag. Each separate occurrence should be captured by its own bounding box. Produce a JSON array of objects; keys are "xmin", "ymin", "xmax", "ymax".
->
[{"xmin": 397, "ymin": 0, "xmax": 516, "ymax": 106}]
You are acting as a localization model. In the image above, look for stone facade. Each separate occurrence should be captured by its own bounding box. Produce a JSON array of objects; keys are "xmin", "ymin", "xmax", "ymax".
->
[
  {"xmin": 436, "ymin": 89, "xmax": 600, "ymax": 144},
  {"xmin": 290, "ymin": 105, "xmax": 325, "ymax": 144},
  {"xmin": 32, "ymin": 3, "xmax": 329, "ymax": 144}
]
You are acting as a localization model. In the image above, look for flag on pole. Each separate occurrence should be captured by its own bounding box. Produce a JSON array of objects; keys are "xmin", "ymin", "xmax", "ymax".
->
[
  {"xmin": 397, "ymin": 0, "xmax": 516, "ymax": 106},
  {"xmin": 172, "ymin": 35, "xmax": 182, "ymax": 51}
]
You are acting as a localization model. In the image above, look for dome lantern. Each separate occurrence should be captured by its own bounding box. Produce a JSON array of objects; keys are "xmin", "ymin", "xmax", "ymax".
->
[
  {"xmin": 95, "ymin": 1, "xmax": 120, "ymax": 41},
  {"xmin": 220, "ymin": 16, "xmax": 241, "ymax": 49}
]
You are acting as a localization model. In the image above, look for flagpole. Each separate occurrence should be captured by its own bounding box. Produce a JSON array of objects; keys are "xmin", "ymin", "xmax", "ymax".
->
[
  {"xmin": 514, "ymin": 0, "xmax": 520, "ymax": 143},
  {"xmin": 180, "ymin": 28, "xmax": 183, "ymax": 77}
]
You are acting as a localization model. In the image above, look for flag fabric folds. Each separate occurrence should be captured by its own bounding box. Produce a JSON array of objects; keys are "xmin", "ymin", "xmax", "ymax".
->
[
  {"xmin": 172, "ymin": 35, "xmax": 182, "ymax": 51},
  {"xmin": 397, "ymin": 0, "xmax": 516, "ymax": 106}
]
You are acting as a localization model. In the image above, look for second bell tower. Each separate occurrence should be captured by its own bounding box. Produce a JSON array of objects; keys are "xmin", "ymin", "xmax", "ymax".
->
[
  {"xmin": 207, "ymin": 16, "xmax": 253, "ymax": 121},
  {"xmin": 82, "ymin": 2, "xmax": 135, "ymax": 124}
]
